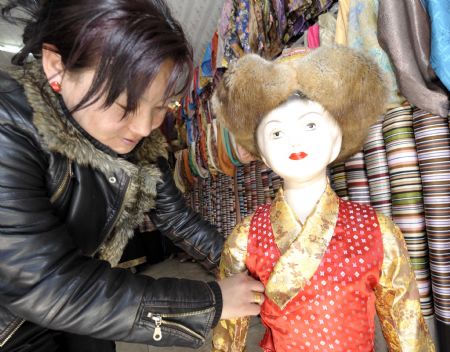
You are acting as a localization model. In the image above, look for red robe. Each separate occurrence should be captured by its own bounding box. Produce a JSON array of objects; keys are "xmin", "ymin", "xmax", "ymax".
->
[
  {"xmin": 212, "ymin": 186, "xmax": 434, "ymax": 351},
  {"xmin": 246, "ymin": 199, "xmax": 382, "ymax": 351}
]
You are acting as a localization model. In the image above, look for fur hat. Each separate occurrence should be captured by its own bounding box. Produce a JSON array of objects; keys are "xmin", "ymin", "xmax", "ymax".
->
[{"xmin": 211, "ymin": 46, "xmax": 387, "ymax": 164}]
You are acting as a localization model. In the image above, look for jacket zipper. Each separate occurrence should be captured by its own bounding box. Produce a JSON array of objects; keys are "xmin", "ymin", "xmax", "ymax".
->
[
  {"xmin": 90, "ymin": 176, "xmax": 130, "ymax": 257},
  {"xmin": 147, "ymin": 307, "xmax": 214, "ymax": 342},
  {"xmin": 0, "ymin": 318, "xmax": 25, "ymax": 348},
  {"xmin": 50, "ymin": 158, "xmax": 73, "ymax": 204}
]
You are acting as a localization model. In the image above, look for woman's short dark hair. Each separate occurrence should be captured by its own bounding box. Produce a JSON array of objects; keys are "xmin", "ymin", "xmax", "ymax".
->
[{"xmin": 2, "ymin": 0, "xmax": 193, "ymax": 115}]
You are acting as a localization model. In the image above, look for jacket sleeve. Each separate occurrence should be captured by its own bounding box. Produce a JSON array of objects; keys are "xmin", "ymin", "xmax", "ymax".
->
[
  {"xmin": 375, "ymin": 214, "xmax": 435, "ymax": 351},
  {"xmin": 212, "ymin": 216, "xmax": 251, "ymax": 352},
  {"xmin": 150, "ymin": 157, "xmax": 224, "ymax": 270},
  {"xmin": 0, "ymin": 123, "xmax": 221, "ymax": 347}
]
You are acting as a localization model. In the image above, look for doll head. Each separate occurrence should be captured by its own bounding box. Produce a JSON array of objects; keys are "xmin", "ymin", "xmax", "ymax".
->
[
  {"xmin": 256, "ymin": 92, "xmax": 342, "ymax": 184},
  {"xmin": 212, "ymin": 46, "xmax": 387, "ymax": 164}
]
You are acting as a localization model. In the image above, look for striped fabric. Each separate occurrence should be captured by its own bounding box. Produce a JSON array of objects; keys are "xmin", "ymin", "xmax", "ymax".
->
[
  {"xmin": 413, "ymin": 108, "xmax": 450, "ymax": 323},
  {"xmin": 330, "ymin": 161, "xmax": 349, "ymax": 200},
  {"xmin": 345, "ymin": 151, "xmax": 371, "ymax": 205},
  {"xmin": 364, "ymin": 119, "xmax": 392, "ymax": 217},
  {"xmin": 382, "ymin": 105, "xmax": 433, "ymax": 316}
]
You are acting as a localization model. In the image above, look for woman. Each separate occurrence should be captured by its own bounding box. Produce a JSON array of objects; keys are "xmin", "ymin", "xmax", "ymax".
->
[{"xmin": 0, "ymin": 0, "xmax": 264, "ymax": 351}]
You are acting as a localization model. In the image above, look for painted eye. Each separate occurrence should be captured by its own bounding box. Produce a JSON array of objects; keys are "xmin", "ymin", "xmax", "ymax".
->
[
  {"xmin": 305, "ymin": 122, "xmax": 317, "ymax": 130},
  {"xmin": 272, "ymin": 130, "xmax": 284, "ymax": 139}
]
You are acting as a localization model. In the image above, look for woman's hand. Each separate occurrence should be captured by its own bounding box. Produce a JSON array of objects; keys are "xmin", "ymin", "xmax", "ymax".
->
[{"xmin": 217, "ymin": 272, "xmax": 265, "ymax": 319}]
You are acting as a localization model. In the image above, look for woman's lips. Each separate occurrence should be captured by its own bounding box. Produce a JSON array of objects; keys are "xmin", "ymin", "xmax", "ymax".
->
[
  {"xmin": 123, "ymin": 138, "xmax": 139, "ymax": 145},
  {"xmin": 289, "ymin": 152, "xmax": 308, "ymax": 160}
]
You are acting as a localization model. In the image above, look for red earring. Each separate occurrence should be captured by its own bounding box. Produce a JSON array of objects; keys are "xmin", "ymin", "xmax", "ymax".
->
[{"xmin": 50, "ymin": 81, "xmax": 61, "ymax": 93}]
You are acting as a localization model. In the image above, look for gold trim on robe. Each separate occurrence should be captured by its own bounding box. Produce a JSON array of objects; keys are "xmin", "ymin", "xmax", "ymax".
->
[{"xmin": 266, "ymin": 184, "xmax": 339, "ymax": 309}]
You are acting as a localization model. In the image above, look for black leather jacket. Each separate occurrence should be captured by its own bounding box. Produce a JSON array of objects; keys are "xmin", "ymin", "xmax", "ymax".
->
[{"xmin": 0, "ymin": 66, "xmax": 224, "ymax": 348}]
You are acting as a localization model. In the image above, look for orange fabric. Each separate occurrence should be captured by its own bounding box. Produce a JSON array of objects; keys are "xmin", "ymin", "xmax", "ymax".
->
[
  {"xmin": 246, "ymin": 200, "xmax": 383, "ymax": 352},
  {"xmin": 182, "ymin": 148, "xmax": 195, "ymax": 185},
  {"xmin": 216, "ymin": 123, "xmax": 236, "ymax": 177},
  {"xmin": 211, "ymin": 31, "xmax": 219, "ymax": 73}
]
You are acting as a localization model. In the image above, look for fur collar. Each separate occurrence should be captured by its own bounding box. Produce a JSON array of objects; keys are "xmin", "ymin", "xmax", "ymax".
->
[{"xmin": 9, "ymin": 62, "xmax": 168, "ymax": 266}]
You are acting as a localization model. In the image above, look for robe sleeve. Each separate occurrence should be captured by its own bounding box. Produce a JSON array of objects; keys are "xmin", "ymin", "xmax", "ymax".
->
[
  {"xmin": 375, "ymin": 213, "xmax": 435, "ymax": 351},
  {"xmin": 212, "ymin": 215, "xmax": 252, "ymax": 352}
]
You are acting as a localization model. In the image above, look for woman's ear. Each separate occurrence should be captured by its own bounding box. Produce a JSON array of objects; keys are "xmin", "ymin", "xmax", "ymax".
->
[{"xmin": 41, "ymin": 44, "xmax": 64, "ymax": 83}]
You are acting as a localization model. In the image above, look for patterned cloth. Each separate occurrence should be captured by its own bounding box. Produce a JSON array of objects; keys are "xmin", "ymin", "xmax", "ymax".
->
[
  {"xmin": 347, "ymin": 0, "xmax": 404, "ymax": 109},
  {"xmin": 412, "ymin": 108, "xmax": 450, "ymax": 325},
  {"xmin": 345, "ymin": 151, "xmax": 371, "ymax": 205},
  {"xmin": 330, "ymin": 162, "xmax": 349, "ymax": 200},
  {"xmin": 212, "ymin": 185, "xmax": 434, "ymax": 351},
  {"xmin": 363, "ymin": 118, "xmax": 392, "ymax": 217},
  {"xmin": 382, "ymin": 105, "xmax": 434, "ymax": 316}
]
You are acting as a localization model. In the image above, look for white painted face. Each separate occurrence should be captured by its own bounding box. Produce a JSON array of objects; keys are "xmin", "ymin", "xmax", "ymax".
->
[{"xmin": 256, "ymin": 98, "xmax": 342, "ymax": 184}]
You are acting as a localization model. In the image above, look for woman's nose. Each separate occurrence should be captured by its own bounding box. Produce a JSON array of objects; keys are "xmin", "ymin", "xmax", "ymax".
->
[{"xmin": 128, "ymin": 115, "xmax": 154, "ymax": 137}]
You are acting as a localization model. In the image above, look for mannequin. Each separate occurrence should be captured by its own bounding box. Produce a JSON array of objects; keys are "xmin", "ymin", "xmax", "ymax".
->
[{"xmin": 210, "ymin": 47, "xmax": 435, "ymax": 351}]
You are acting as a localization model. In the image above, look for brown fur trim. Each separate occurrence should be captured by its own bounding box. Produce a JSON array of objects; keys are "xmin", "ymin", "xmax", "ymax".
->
[
  {"xmin": 212, "ymin": 46, "xmax": 388, "ymax": 163},
  {"xmin": 9, "ymin": 62, "xmax": 168, "ymax": 266}
]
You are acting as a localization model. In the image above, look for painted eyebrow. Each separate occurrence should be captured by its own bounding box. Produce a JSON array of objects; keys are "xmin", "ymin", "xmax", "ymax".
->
[
  {"xmin": 263, "ymin": 111, "xmax": 322, "ymax": 127},
  {"xmin": 263, "ymin": 119, "xmax": 282, "ymax": 126}
]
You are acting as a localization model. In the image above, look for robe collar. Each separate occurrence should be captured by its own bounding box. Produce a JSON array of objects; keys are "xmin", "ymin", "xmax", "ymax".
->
[{"xmin": 266, "ymin": 183, "xmax": 340, "ymax": 309}]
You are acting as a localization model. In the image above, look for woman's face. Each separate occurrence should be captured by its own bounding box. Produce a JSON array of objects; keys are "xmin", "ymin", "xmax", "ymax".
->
[
  {"xmin": 60, "ymin": 60, "xmax": 174, "ymax": 154},
  {"xmin": 256, "ymin": 99, "xmax": 342, "ymax": 185}
]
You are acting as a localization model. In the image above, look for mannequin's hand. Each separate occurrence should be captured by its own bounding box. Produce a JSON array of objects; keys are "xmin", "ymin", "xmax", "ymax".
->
[{"xmin": 217, "ymin": 272, "xmax": 265, "ymax": 319}]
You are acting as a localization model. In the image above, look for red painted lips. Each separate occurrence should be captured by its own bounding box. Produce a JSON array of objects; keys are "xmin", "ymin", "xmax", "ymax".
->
[{"xmin": 289, "ymin": 152, "xmax": 308, "ymax": 160}]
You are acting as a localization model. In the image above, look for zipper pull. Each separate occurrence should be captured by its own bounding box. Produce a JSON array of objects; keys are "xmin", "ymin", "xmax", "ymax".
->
[{"xmin": 151, "ymin": 314, "xmax": 162, "ymax": 341}]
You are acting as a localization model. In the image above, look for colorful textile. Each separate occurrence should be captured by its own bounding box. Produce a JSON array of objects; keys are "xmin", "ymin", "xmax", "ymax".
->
[
  {"xmin": 423, "ymin": 0, "xmax": 450, "ymax": 92},
  {"xmin": 335, "ymin": 0, "xmax": 350, "ymax": 45},
  {"xmin": 347, "ymin": 0, "xmax": 404, "ymax": 109},
  {"xmin": 363, "ymin": 119, "xmax": 392, "ymax": 217},
  {"xmin": 378, "ymin": 0, "xmax": 449, "ymax": 117},
  {"xmin": 250, "ymin": 0, "xmax": 283, "ymax": 59},
  {"xmin": 271, "ymin": 0, "xmax": 287, "ymax": 40},
  {"xmin": 345, "ymin": 151, "xmax": 371, "ymax": 205},
  {"xmin": 412, "ymin": 108, "xmax": 450, "ymax": 325},
  {"xmin": 212, "ymin": 186, "xmax": 434, "ymax": 351},
  {"xmin": 330, "ymin": 162, "xmax": 349, "ymax": 200},
  {"xmin": 216, "ymin": 122, "xmax": 236, "ymax": 177},
  {"xmin": 284, "ymin": 0, "xmax": 337, "ymax": 43},
  {"xmin": 306, "ymin": 23, "xmax": 320, "ymax": 49},
  {"xmin": 382, "ymin": 105, "xmax": 433, "ymax": 316},
  {"xmin": 218, "ymin": 0, "xmax": 247, "ymax": 64}
]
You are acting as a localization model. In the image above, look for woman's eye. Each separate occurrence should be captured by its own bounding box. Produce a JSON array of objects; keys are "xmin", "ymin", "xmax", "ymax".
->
[
  {"xmin": 305, "ymin": 122, "xmax": 316, "ymax": 130},
  {"xmin": 116, "ymin": 102, "xmax": 126, "ymax": 110},
  {"xmin": 272, "ymin": 130, "xmax": 284, "ymax": 139}
]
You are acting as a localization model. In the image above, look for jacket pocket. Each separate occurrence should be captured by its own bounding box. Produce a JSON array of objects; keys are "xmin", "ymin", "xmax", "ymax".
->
[{"xmin": 145, "ymin": 307, "xmax": 214, "ymax": 347}]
